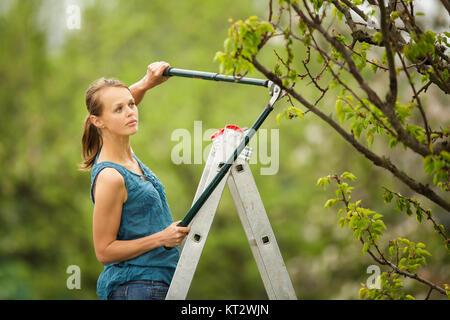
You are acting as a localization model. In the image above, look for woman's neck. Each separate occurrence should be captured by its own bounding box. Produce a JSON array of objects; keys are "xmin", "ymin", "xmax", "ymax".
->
[{"xmin": 99, "ymin": 133, "xmax": 133, "ymax": 164}]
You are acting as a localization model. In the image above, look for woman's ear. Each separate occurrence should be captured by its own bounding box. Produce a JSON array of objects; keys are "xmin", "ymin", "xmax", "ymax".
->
[{"xmin": 89, "ymin": 115, "xmax": 104, "ymax": 129}]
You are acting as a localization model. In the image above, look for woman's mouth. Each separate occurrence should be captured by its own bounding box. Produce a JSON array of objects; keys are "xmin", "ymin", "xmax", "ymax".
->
[{"xmin": 127, "ymin": 120, "xmax": 137, "ymax": 126}]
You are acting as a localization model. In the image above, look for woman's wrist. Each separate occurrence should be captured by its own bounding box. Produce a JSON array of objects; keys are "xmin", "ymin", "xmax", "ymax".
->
[
  {"xmin": 146, "ymin": 231, "xmax": 164, "ymax": 249},
  {"xmin": 129, "ymin": 78, "xmax": 151, "ymax": 105},
  {"xmin": 140, "ymin": 75, "xmax": 155, "ymax": 91},
  {"xmin": 130, "ymin": 62, "xmax": 170, "ymax": 104}
]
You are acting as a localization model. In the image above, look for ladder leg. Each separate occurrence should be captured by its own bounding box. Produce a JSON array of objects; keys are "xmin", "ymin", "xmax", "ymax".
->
[
  {"xmin": 166, "ymin": 147, "xmax": 231, "ymax": 300},
  {"xmin": 227, "ymin": 159, "xmax": 297, "ymax": 300},
  {"xmin": 166, "ymin": 172, "xmax": 229, "ymax": 299},
  {"xmin": 178, "ymin": 143, "xmax": 217, "ymax": 253}
]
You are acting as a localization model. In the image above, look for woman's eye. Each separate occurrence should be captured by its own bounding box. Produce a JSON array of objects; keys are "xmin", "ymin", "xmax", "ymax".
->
[
  {"xmin": 129, "ymin": 102, "xmax": 136, "ymax": 107},
  {"xmin": 116, "ymin": 107, "xmax": 122, "ymax": 112}
]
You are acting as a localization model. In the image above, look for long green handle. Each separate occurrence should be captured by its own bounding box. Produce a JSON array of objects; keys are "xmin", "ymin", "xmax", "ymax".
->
[
  {"xmin": 163, "ymin": 67, "xmax": 269, "ymax": 87},
  {"xmin": 178, "ymin": 104, "xmax": 273, "ymax": 227}
]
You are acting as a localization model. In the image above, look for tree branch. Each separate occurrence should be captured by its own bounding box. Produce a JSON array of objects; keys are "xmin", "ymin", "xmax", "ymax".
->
[
  {"xmin": 251, "ymin": 57, "xmax": 450, "ymax": 213},
  {"xmin": 441, "ymin": 0, "xmax": 450, "ymax": 16},
  {"xmin": 332, "ymin": 176, "xmax": 447, "ymax": 297},
  {"xmin": 378, "ymin": 0, "xmax": 398, "ymax": 107},
  {"xmin": 335, "ymin": 0, "xmax": 449, "ymax": 95},
  {"xmin": 398, "ymin": 0, "xmax": 450, "ymax": 94},
  {"xmin": 396, "ymin": 51, "xmax": 432, "ymax": 146},
  {"xmin": 291, "ymin": 2, "xmax": 435, "ymax": 158},
  {"xmin": 340, "ymin": 0, "xmax": 368, "ymax": 21},
  {"xmin": 382, "ymin": 187, "xmax": 449, "ymax": 244}
]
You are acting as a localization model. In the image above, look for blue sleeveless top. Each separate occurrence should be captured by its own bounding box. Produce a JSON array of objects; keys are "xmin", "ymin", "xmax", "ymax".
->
[{"xmin": 90, "ymin": 151, "xmax": 180, "ymax": 300}]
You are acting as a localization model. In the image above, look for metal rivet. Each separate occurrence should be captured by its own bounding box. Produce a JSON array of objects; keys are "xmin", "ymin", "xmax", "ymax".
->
[{"xmin": 193, "ymin": 234, "xmax": 202, "ymax": 242}]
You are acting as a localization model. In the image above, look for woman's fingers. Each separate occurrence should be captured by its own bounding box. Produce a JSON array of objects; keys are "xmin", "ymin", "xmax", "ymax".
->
[
  {"xmin": 147, "ymin": 61, "xmax": 170, "ymax": 76},
  {"xmin": 162, "ymin": 220, "xmax": 190, "ymax": 247},
  {"xmin": 178, "ymin": 226, "xmax": 190, "ymax": 234}
]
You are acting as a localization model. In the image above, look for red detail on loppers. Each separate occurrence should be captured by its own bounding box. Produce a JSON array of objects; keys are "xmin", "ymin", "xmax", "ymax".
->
[
  {"xmin": 225, "ymin": 125, "xmax": 244, "ymax": 133},
  {"xmin": 210, "ymin": 128, "xmax": 225, "ymax": 141}
]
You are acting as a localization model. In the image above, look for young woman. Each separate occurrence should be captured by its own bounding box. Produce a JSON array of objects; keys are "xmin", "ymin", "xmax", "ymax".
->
[{"xmin": 81, "ymin": 61, "xmax": 190, "ymax": 300}]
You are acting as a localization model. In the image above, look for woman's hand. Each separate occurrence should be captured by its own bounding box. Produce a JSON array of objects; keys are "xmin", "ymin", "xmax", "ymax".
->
[
  {"xmin": 141, "ymin": 61, "xmax": 171, "ymax": 90},
  {"xmin": 129, "ymin": 61, "xmax": 171, "ymax": 105},
  {"xmin": 160, "ymin": 220, "xmax": 190, "ymax": 248}
]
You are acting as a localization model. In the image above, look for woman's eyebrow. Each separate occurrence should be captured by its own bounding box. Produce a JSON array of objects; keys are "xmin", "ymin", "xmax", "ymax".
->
[
  {"xmin": 115, "ymin": 98, "xmax": 134, "ymax": 105},
  {"xmin": 111, "ymin": 102, "xmax": 123, "ymax": 110},
  {"xmin": 112, "ymin": 98, "xmax": 134, "ymax": 109}
]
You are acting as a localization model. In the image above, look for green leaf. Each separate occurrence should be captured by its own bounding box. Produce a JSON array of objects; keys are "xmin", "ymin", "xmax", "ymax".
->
[
  {"xmin": 362, "ymin": 241, "xmax": 370, "ymax": 255},
  {"xmin": 389, "ymin": 137, "xmax": 398, "ymax": 149},
  {"xmin": 372, "ymin": 32, "xmax": 382, "ymax": 45},
  {"xmin": 391, "ymin": 11, "xmax": 400, "ymax": 20},
  {"xmin": 312, "ymin": 0, "xmax": 324, "ymax": 10},
  {"xmin": 287, "ymin": 106, "xmax": 304, "ymax": 119},
  {"xmin": 383, "ymin": 190, "xmax": 394, "ymax": 203},
  {"xmin": 399, "ymin": 238, "xmax": 410, "ymax": 246},
  {"xmin": 423, "ymin": 155, "xmax": 434, "ymax": 174},
  {"xmin": 396, "ymin": 198, "xmax": 406, "ymax": 212},
  {"xmin": 440, "ymin": 151, "xmax": 450, "ymax": 162},
  {"xmin": 324, "ymin": 198, "xmax": 339, "ymax": 209},
  {"xmin": 335, "ymin": 34, "xmax": 346, "ymax": 44},
  {"xmin": 276, "ymin": 113, "xmax": 282, "ymax": 124},
  {"xmin": 358, "ymin": 287, "xmax": 367, "ymax": 299},
  {"xmin": 366, "ymin": 130, "xmax": 374, "ymax": 147},
  {"xmin": 389, "ymin": 245, "xmax": 395, "ymax": 257},
  {"xmin": 415, "ymin": 208, "xmax": 423, "ymax": 223},
  {"xmin": 444, "ymin": 284, "xmax": 450, "ymax": 299},
  {"xmin": 351, "ymin": 121, "xmax": 363, "ymax": 139},
  {"xmin": 317, "ymin": 176, "xmax": 331, "ymax": 189},
  {"xmin": 338, "ymin": 217, "xmax": 347, "ymax": 228},
  {"xmin": 420, "ymin": 249, "xmax": 431, "ymax": 257},
  {"xmin": 369, "ymin": 61, "xmax": 378, "ymax": 73},
  {"xmin": 335, "ymin": 99, "xmax": 345, "ymax": 124},
  {"xmin": 374, "ymin": 220, "xmax": 387, "ymax": 230},
  {"xmin": 373, "ymin": 213, "xmax": 383, "ymax": 220},
  {"xmin": 340, "ymin": 172, "xmax": 357, "ymax": 181}
]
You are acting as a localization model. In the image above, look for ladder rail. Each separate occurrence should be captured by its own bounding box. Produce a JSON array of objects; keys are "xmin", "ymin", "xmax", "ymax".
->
[
  {"xmin": 228, "ymin": 159, "xmax": 297, "ymax": 299},
  {"xmin": 166, "ymin": 127, "xmax": 297, "ymax": 300}
]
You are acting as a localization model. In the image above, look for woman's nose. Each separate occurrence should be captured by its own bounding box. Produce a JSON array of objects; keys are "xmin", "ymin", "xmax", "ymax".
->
[{"xmin": 126, "ymin": 105, "xmax": 136, "ymax": 116}]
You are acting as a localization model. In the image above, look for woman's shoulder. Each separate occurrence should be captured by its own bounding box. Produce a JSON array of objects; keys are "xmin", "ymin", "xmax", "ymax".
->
[
  {"xmin": 90, "ymin": 167, "xmax": 127, "ymax": 205},
  {"xmin": 95, "ymin": 167, "xmax": 125, "ymax": 186},
  {"xmin": 92, "ymin": 160, "xmax": 127, "ymax": 178}
]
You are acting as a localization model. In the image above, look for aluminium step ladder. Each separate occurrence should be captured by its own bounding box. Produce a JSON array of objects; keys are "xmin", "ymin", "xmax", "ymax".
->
[{"xmin": 166, "ymin": 125, "xmax": 297, "ymax": 300}]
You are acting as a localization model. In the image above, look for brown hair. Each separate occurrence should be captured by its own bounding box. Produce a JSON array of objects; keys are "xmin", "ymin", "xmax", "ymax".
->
[{"xmin": 80, "ymin": 78, "xmax": 129, "ymax": 170}]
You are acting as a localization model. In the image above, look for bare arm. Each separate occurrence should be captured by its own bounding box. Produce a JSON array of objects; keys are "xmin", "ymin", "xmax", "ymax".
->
[
  {"xmin": 129, "ymin": 61, "xmax": 171, "ymax": 105},
  {"xmin": 92, "ymin": 167, "xmax": 189, "ymax": 266}
]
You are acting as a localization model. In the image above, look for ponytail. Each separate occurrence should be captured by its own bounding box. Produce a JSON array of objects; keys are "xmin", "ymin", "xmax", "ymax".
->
[
  {"xmin": 79, "ymin": 77, "xmax": 128, "ymax": 171},
  {"xmin": 80, "ymin": 115, "xmax": 102, "ymax": 170}
]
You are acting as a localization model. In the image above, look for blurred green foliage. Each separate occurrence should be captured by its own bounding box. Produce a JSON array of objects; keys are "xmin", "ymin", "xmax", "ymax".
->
[{"xmin": 0, "ymin": 0, "xmax": 448, "ymax": 299}]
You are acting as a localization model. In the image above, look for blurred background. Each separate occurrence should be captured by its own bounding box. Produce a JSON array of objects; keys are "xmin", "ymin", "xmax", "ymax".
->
[{"xmin": 0, "ymin": 0, "xmax": 448, "ymax": 299}]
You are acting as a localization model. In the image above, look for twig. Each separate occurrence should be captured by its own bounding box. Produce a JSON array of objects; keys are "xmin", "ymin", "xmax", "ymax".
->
[
  {"xmin": 425, "ymin": 287, "xmax": 433, "ymax": 300},
  {"xmin": 383, "ymin": 187, "xmax": 449, "ymax": 244},
  {"xmin": 413, "ymin": 81, "xmax": 433, "ymax": 102},
  {"xmin": 396, "ymin": 51, "xmax": 432, "ymax": 146},
  {"xmin": 379, "ymin": 0, "xmax": 398, "ymax": 107},
  {"xmin": 331, "ymin": 176, "xmax": 447, "ymax": 297},
  {"xmin": 291, "ymin": 1, "xmax": 433, "ymax": 158},
  {"xmin": 251, "ymin": 57, "xmax": 450, "ymax": 212}
]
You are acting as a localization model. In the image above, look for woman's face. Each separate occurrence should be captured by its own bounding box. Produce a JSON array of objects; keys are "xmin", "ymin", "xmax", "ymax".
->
[{"xmin": 92, "ymin": 86, "xmax": 139, "ymax": 137}]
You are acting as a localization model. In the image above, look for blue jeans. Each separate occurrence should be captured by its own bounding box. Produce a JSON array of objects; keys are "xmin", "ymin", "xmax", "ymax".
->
[{"xmin": 108, "ymin": 280, "xmax": 169, "ymax": 300}]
